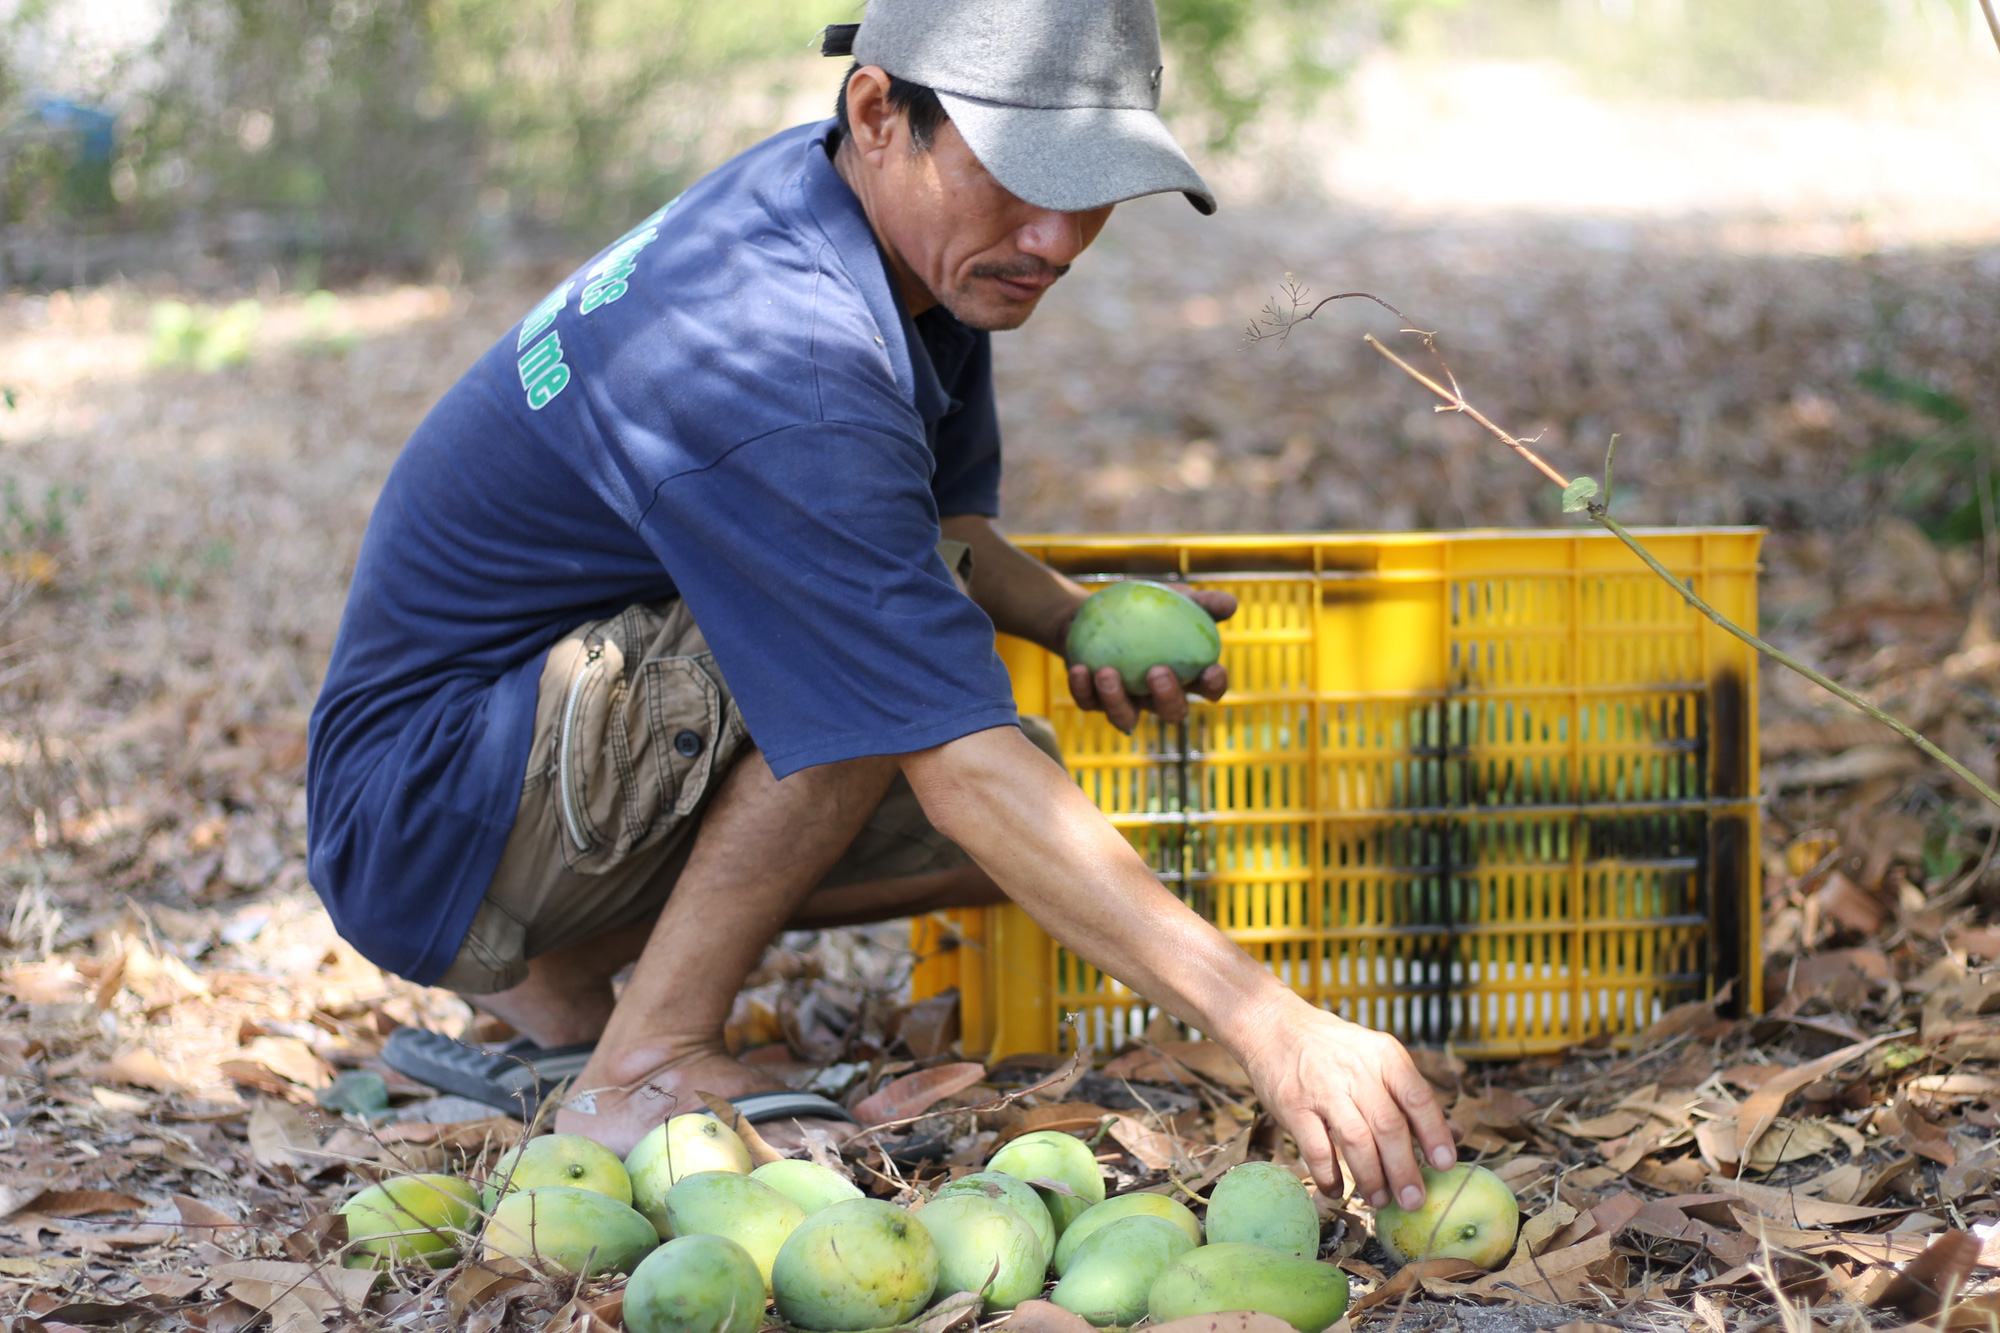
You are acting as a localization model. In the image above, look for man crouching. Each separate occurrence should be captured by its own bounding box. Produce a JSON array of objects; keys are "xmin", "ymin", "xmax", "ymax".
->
[{"xmin": 306, "ymin": 0, "xmax": 1457, "ymax": 1216}]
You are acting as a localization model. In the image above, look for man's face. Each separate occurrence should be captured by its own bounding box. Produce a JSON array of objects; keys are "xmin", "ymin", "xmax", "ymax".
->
[{"xmin": 838, "ymin": 71, "xmax": 1113, "ymax": 331}]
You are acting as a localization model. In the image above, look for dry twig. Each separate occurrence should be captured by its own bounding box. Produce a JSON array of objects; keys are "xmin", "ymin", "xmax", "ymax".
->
[{"xmin": 1249, "ymin": 286, "xmax": 2000, "ymax": 813}]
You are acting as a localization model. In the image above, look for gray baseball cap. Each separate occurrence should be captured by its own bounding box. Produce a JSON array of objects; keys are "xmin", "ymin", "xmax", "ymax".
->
[{"xmin": 830, "ymin": 0, "xmax": 1215, "ymax": 216}]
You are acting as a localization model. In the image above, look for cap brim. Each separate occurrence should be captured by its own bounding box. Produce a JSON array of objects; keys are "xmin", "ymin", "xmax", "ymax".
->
[{"xmin": 936, "ymin": 91, "xmax": 1216, "ymax": 216}]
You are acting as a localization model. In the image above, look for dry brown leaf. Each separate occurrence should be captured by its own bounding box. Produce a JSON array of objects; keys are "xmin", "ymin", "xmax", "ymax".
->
[
  {"xmin": 1506, "ymin": 1200, "xmax": 1577, "ymax": 1269},
  {"xmin": 183, "ymin": 1297, "xmax": 264, "ymax": 1333},
  {"xmin": 1702, "ymin": 1114, "xmax": 1843, "ymax": 1175},
  {"xmin": 1869, "ymin": 1230, "xmax": 1980, "ymax": 1318},
  {"xmin": 248, "ymin": 1097, "xmax": 319, "ymax": 1169},
  {"xmin": 1880, "ymin": 1293, "xmax": 2000, "ymax": 1332},
  {"xmin": 31, "ymin": 1190, "xmax": 144, "ymax": 1218},
  {"xmin": 1562, "ymin": 1110, "xmax": 1646, "ymax": 1139},
  {"xmin": 997, "ymin": 1103, "xmax": 1118, "ymax": 1147},
  {"xmin": 994, "ymin": 1300, "xmax": 1098, "ymax": 1333},
  {"xmin": 1468, "ymin": 1232, "xmax": 1623, "ymax": 1304},
  {"xmin": 1492, "ymin": 1155, "xmax": 1554, "ymax": 1192},
  {"xmin": 0, "ymin": 960, "xmax": 89, "ymax": 1004},
  {"xmin": 90, "ymin": 1085, "xmax": 152, "ymax": 1114},
  {"xmin": 1705, "ymin": 1177, "xmax": 1906, "ymax": 1227},
  {"xmin": 1905, "ymin": 1072, "xmax": 2000, "ymax": 1102},
  {"xmin": 138, "ymin": 1274, "xmax": 206, "ymax": 1300},
  {"xmin": 220, "ymin": 1035, "xmax": 334, "ymax": 1092},
  {"xmin": 91, "ymin": 1046, "xmax": 185, "ymax": 1092},
  {"xmin": 1635, "ymin": 994, "xmax": 1725, "ymax": 1048},
  {"xmin": 1346, "ymin": 1258, "xmax": 1487, "ymax": 1313},
  {"xmin": 1735, "ymin": 1031, "xmax": 1904, "ymax": 1163},
  {"xmin": 1739, "ymin": 1218, "xmax": 1937, "ymax": 1267},
  {"xmin": 447, "ymin": 1262, "xmax": 534, "ymax": 1320},
  {"xmin": 210, "ymin": 1259, "xmax": 377, "ymax": 1318},
  {"xmin": 1110, "ymin": 1114, "xmax": 1189, "ymax": 1172},
  {"xmin": 1603, "ymin": 1127, "xmax": 1670, "ymax": 1174},
  {"xmin": 173, "ymin": 1193, "xmax": 238, "ymax": 1243},
  {"xmin": 1102, "ymin": 1041, "xmax": 1253, "ymax": 1092},
  {"xmin": 851, "ymin": 1062, "xmax": 987, "ymax": 1128},
  {"xmin": 909, "ymin": 1289, "xmax": 982, "ymax": 1333}
]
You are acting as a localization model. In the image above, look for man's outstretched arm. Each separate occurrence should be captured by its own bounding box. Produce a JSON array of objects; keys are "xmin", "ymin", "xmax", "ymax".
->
[{"xmin": 902, "ymin": 723, "xmax": 1457, "ymax": 1212}]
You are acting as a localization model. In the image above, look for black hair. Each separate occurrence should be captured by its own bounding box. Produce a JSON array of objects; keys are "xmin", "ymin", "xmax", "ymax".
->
[{"xmin": 833, "ymin": 60, "xmax": 950, "ymax": 152}]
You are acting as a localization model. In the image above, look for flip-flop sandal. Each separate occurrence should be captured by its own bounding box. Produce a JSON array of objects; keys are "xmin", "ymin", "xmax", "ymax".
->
[{"xmin": 381, "ymin": 1026, "xmax": 858, "ymax": 1125}]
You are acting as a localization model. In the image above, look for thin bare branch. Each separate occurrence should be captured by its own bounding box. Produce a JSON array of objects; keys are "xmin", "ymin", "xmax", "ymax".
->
[{"xmin": 1254, "ymin": 288, "xmax": 2000, "ymax": 813}]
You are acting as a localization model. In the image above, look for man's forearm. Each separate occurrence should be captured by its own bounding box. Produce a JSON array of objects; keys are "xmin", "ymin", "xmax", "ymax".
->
[
  {"xmin": 941, "ymin": 514, "xmax": 1087, "ymax": 654},
  {"xmin": 902, "ymin": 725, "xmax": 1297, "ymax": 1052}
]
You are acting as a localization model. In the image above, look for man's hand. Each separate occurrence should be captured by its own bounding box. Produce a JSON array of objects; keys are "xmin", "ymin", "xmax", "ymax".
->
[
  {"xmin": 1234, "ymin": 1000, "xmax": 1458, "ymax": 1212},
  {"xmin": 1065, "ymin": 588, "xmax": 1236, "ymax": 731}
]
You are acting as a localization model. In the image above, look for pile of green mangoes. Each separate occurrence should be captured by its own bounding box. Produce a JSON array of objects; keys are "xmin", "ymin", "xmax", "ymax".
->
[{"xmin": 340, "ymin": 1112, "xmax": 1516, "ymax": 1333}]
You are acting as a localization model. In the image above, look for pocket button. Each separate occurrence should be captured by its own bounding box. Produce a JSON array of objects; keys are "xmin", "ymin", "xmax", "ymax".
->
[{"xmin": 673, "ymin": 728, "xmax": 704, "ymax": 758}]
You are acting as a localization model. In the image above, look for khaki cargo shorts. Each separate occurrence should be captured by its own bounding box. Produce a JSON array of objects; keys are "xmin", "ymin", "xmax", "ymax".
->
[{"xmin": 437, "ymin": 547, "xmax": 1057, "ymax": 994}]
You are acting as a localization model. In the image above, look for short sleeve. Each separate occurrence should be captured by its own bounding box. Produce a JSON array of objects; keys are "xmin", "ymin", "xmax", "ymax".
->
[
  {"xmin": 930, "ymin": 330, "xmax": 1001, "ymax": 519},
  {"xmin": 638, "ymin": 420, "xmax": 1019, "ymax": 777}
]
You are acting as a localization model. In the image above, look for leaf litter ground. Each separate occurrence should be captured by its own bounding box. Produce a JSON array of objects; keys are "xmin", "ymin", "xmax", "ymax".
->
[{"xmin": 2, "ymin": 203, "xmax": 1999, "ymax": 1333}]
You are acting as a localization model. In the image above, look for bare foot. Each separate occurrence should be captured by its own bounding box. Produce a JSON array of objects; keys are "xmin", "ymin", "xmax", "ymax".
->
[{"xmin": 554, "ymin": 1045, "xmax": 852, "ymax": 1157}]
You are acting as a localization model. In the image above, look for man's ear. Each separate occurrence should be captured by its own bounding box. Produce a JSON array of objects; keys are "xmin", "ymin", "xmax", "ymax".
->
[{"xmin": 843, "ymin": 65, "xmax": 900, "ymax": 162}]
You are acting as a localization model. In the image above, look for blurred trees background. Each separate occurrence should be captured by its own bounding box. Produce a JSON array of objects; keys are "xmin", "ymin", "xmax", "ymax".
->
[
  {"xmin": 0, "ymin": 0, "xmax": 1989, "ymax": 279},
  {"xmin": 0, "ymin": 0, "xmax": 1391, "ymax": 277}
]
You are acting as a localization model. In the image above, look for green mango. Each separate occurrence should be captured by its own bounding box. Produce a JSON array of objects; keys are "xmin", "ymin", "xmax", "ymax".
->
[
  {"xmin": 919, "ymin": 1192, "xmax": 1047, "ymax": 1313},
  {"xmin": 1147, "ymin": 1243, "xmax": 1350, "ymax": 1333},
  {"xmin": 628, "ymin": 1114, "xmax": 754, "ymax": 1237},
  {"xmin": 660, "ymin": 1171, "xmax": 806, "ymax": 1291},
  {"xmin": 1050, "ymin": 1216, "xmax": 1196, "ymax": 1327},
  {"xmin": 1203, "ymin": 1162, "xmax": 1320, "ymax": 1259},
  {"xmin": 626, "ymin": 1234, "xmax": 767, "ymax": 1333},
  {"xmin": 1373, "ymin": 1163, "xmax": 1518, "ymax": 1269},
  {"xmin": 340, "ymin": 1173, "xmax": 481, "ymax": 1268},
  {"xmin": 771, "ymin": 1198, "xmax": 937, "ymax": 1331},
  {"xmin": 750, "ymin": 1160, "xmax": 863, "ymax": 1216},
  {"xmin": 1066, "ymin": 580, "xmax": 1222, "ymax": 696},
  {"xmin": 986, "ymin": 1131, "xmax": 1105, "ymax": 1238},
  {"xmin": 1052, "ymin": 1192, "xmax": 1201, "ymax": 1276},
  {"xmin": 934, "ymin": 1172, "xmax": 1056, "ymax": 1261},
  {"xmin": 482, "ymin": 1185, "xmax": 658, "ymax": 1277},
  {"xmin": 485, "ymin": 1133, "xmax": 633, "ymax": 1209}
]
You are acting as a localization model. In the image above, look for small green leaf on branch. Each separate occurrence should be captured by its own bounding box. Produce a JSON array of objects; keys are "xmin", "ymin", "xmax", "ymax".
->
[{"xmin": 1561, "ymin": 476, "xmax": 1600, "ymax": 513}]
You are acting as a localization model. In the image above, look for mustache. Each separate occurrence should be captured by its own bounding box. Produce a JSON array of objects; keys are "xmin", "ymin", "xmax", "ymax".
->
[{"xmin": 969, "ymin": 258, "xmax": 1070, "ymax": 283}]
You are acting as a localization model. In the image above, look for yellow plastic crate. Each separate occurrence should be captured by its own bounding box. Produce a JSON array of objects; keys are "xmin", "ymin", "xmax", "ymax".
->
[{"xmin": 910, "ymin": 529, "xmax": 1763, "ymax": 1060}]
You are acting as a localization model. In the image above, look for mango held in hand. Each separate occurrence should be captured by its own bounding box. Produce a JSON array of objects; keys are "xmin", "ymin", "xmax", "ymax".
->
[
  {"xmin": 1051, "ymin": 1214, "xmax": 1196, "ymax": 1327},
  {"xmin": 482, "ymin": 1185, "xmax": 659, "ymax": 1277},
  {"xmin": 485, "ymin": 1133, "xmax": 633, "ymax": 1209},
  {"xmin": 920, "ymin": 1192, "xmax": 1048, "ymax": 1313},
  {"xmin": 750, "ymin": 1160, "xmax": 863, "ymax": 1216},
  {"xmin": 626, "ymin": 1234, "xmax": 768, "ymax": 1333},
  {"xmin": 934, "ymin": 1172, "xmax": 1056, "ymax": 1261},
  {"xmin": 340, "ymin": 1173, "xmax": 481, "ymax": 1268},
  {"xmin": 628, "ymin": 1114, "xmax": 754, "ymax": 1236},
  {"xmin": 1373, "ymin": 1163, "xmax": 1519, "ymax": 1270},
  {"xmin": 661, "ymin": 1171, "xmax": 806, "ymax": 1291},
  {"xmin": 1052, "ymin": 1192, "xmax": 1202, "ymax": 1275},
  {"xmin": 772, "ymin": 1198, "xmax": 938, "ymax": 1331},
  {"xmin": 1148, "ymin": 1243, "xmax": 1351, "ymax": 1333},
  {"xmin": 1204, "ymin": 1161, "xmax": 1320, "ymax": 1259},
  {"xmin": 986, "ymin": 1130, "xmax": 1106, "ymax": 1238},
  {"xmin": 1066, "ymin": 580, "xmax": 1222, "ymax": 696}
]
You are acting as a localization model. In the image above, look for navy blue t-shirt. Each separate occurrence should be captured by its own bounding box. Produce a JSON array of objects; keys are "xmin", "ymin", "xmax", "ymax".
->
[{"xmin": 307, "ymin": 121, "xmax": 1020, "ymax": 984}]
